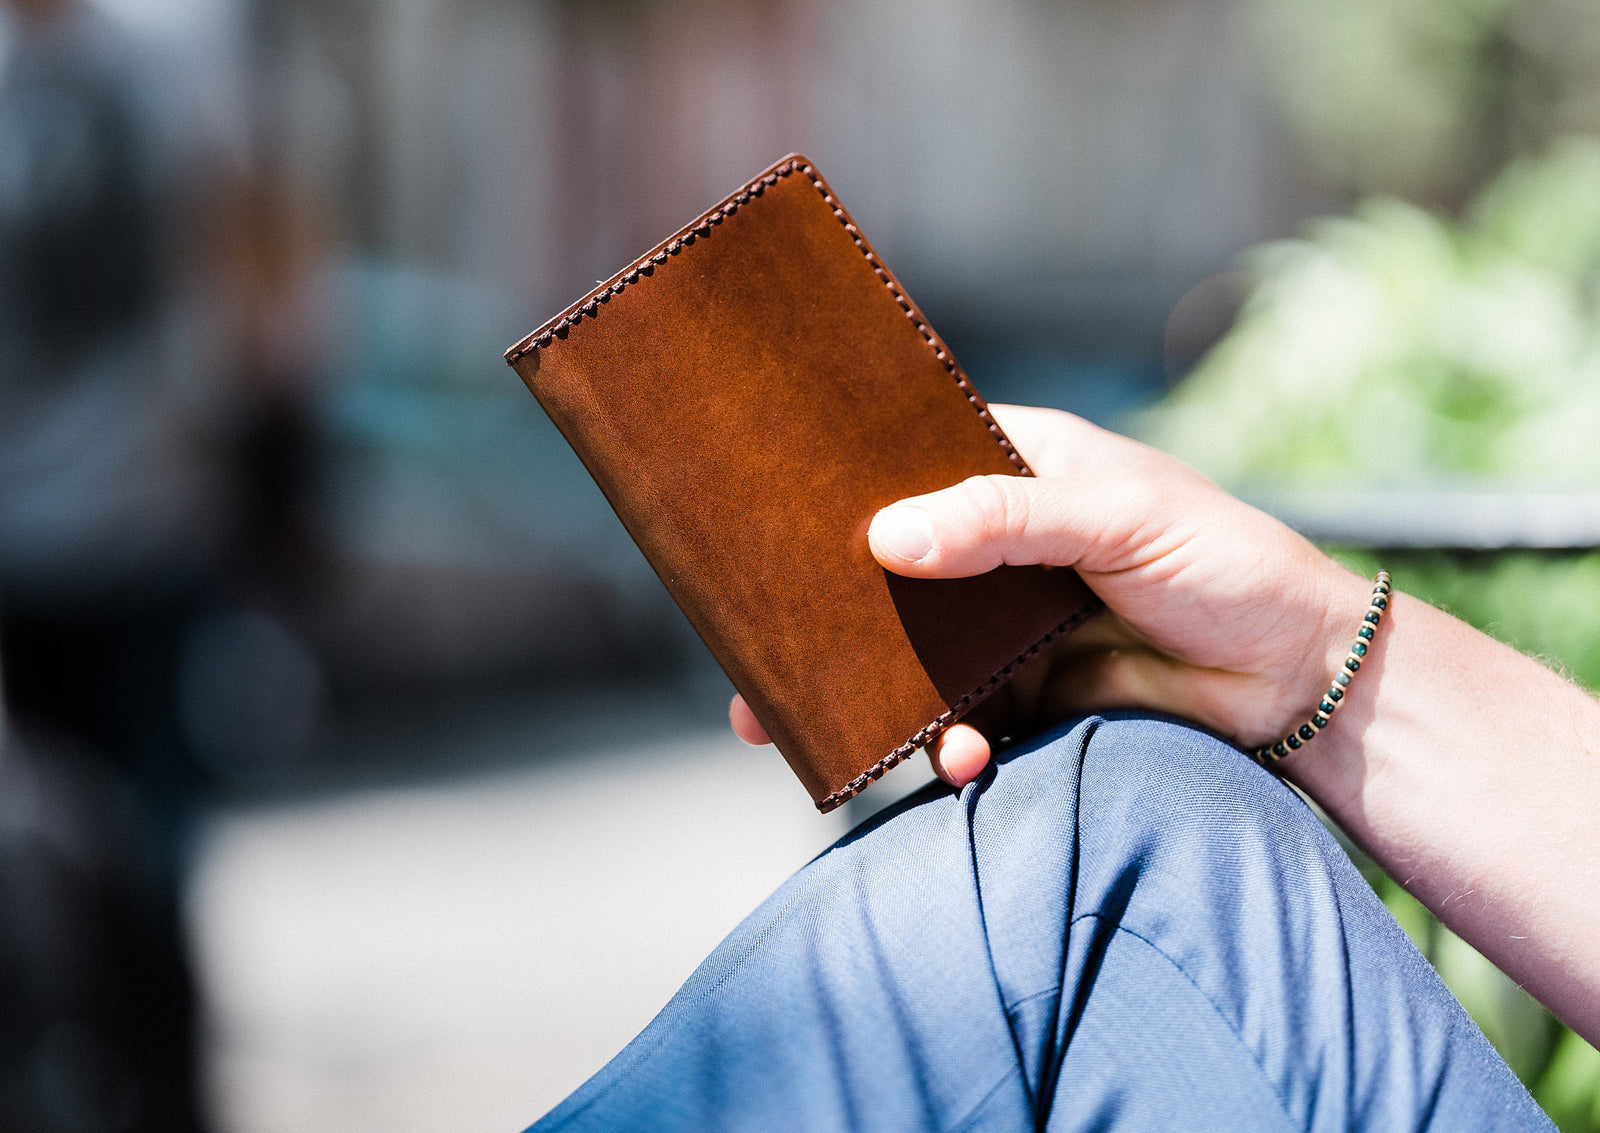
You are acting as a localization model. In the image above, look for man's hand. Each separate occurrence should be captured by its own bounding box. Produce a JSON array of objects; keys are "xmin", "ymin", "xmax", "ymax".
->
[{"xmin": 731, "ymin": 405, "xmax": 1367, "ymax": 785}]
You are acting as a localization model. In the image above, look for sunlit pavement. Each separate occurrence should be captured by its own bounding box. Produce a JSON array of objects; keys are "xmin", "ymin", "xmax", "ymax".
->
[{"xmin": 187, "ymin": 685, "xmax": 933, "ymax": 1132}]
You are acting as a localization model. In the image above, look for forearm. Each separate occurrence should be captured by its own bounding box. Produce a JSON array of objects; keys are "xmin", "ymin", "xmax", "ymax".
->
[{"xmin": 1286, "ymin": 572, "xmax": 1600, "ymax": 1042}]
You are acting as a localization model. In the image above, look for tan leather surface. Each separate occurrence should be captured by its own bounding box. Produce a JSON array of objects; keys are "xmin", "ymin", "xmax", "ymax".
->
[{"xmin": 506, "ymin": 155, "xmax": 1098, "ymax": 811}]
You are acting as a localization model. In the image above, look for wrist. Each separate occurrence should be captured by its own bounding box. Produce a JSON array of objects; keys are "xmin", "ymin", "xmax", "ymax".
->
[
  {"xmin": 1260, "ymin": 560, "xmax": 1388, "ymax": 768},
  {"xmin": 1309, "ymin": 563, "xmax": 1381, "ymax": 695}
]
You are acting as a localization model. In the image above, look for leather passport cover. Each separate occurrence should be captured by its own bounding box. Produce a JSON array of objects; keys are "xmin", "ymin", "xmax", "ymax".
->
[{"xmin": 505, "ymin": 154, "xmax": 1099, "ymax": 811}]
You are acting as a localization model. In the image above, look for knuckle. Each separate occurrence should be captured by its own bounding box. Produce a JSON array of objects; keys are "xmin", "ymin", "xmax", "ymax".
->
[{"xmin": 956, "ymin": 475, "xmax": 1031, "ymax": 555}]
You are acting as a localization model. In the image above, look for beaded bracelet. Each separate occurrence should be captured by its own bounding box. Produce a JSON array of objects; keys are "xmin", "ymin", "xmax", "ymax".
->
[{"xmin": 1252, "ymin": 570, "xmax": 1391, "ymax": 767}]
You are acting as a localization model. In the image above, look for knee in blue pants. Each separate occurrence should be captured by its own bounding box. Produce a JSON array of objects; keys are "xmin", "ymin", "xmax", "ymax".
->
[{"xmin": 532, "ymin": 716, "xmax": 1550, "ymax": 1132}]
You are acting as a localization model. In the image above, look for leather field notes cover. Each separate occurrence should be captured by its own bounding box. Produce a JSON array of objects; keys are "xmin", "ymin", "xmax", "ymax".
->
[{"xmin": 505, "ymin": 155, "xmax": 1099, "ymax": 812}]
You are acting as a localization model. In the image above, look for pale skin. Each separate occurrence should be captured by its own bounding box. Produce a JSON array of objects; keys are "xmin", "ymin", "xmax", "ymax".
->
[{"xmin": 730, "ymin": 405, "xmax": 1600, "ymax": 1046}]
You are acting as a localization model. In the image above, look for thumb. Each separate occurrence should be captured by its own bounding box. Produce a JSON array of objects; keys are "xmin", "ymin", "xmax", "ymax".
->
[{"xmin": 869, "ymin": 473, "xmax": 1109, "ymax": 579}]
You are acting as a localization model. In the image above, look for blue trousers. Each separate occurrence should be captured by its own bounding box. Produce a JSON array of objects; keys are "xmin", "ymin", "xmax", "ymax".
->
[{"xmin": 531, "ymin": 716, "xmax": 1551, "ymax": 1131}]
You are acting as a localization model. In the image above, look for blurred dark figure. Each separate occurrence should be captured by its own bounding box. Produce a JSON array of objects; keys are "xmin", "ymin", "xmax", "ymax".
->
[
  {"xmin": 0, "ymin": 709, "xmax": 200, "ymax": 1133},
  {"xmin": 0, "ymin": 0, "xmax": 224, "ymax": 1127}
]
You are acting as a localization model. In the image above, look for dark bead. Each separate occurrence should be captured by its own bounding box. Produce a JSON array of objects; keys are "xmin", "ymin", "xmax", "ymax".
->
[
  {"xmin": 1319, "ymin": 699, "xmax": 1336, "ymax": 714},
  {"xmin": 1327, "ymin": 686, "xmax": 1344, "ymax": 701},
  {"xmin": 1312, "ymin": 713, "xmax": 1330, "ymax": 728},
  {"xmin": 1352, "ymin": 641, "xmax": 1368, "ymax": 657},
  {"xmin": 1298, "ymin": 724, "xmax": 1316, "ymax": 741},
  {"xmin": 1272, "ymin": 742, "xmax": 1288, "ymax": 758},
  {"xmin": 1345, "ymin": 657, "xmax": 1361, "ymax": 672},
  {"xmin": 1365, "ymin": 611, "xmax": 1380, "ymax": 624},
  {"xmin": 1336, "ymin": 671, "xmax": 1352, "ymax": 687},
  {"xmin": 1285, "ymin": 734, "xmax": 1302, "ymax": 750},
  {"xmin": 1358, "ymin": 626, "xmax": 1374, "ymax": 640},
  {"xmin": 1373, "ymin": 595, "xmax": 1388, "ymax": 610}
]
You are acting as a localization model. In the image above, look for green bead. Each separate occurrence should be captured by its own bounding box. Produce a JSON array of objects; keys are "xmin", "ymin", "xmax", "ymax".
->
[
  {"xmin": 1313, "ymin": 712, "xmax": 1331, "ymax": 727},
  {"xmin": 1319, "ymin": 699, "xmax": 1336, "ymax": 714},
  {"xmin": 1373, "ymin": 594, "xmax": 1388, "ymax": 610},
  {"xmin": 1352, "ymin": 641, "xmax": 1368, "ymax": 657},
  {"xmin": 1364, "ymin": 611, "xmax": 1380, "ymax": 625},
  {"xmin": 1335, "ymin": 671, "xmax": 1352, "ymax": 687},
  {"xmin": 1358, "ymin": 626, "xmax": 1374, "ymax": 641},
  {"xmin": 1345, "ymin": 656, "xmax": 1361, "ymax": 672}
]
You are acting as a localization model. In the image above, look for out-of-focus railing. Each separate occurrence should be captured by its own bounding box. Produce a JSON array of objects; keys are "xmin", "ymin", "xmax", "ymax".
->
[{"xmin": 1248, "ymin": 488, "xmax": 1600, "ymax": 553}]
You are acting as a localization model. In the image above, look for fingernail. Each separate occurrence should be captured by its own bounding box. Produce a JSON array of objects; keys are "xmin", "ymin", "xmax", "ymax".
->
[{"xmin": 872, "ymin": 506, "xmax": 933, "ymax": 562}]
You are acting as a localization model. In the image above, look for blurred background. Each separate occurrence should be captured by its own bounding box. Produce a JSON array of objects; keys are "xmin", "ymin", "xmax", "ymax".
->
[{"xmin": 0, "ymin": 0, "xmax": 1597, "ymax": 1128}]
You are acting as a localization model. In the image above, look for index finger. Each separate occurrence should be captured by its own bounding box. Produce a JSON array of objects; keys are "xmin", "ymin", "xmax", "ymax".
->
[{"xmin": 987, "ymin": 404, "xmax": 1097, "ymax": 480}]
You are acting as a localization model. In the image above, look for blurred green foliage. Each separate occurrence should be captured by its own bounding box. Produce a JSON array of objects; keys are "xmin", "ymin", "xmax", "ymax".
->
[
  {"xmin": 1142, "ymin": 136, "xmax": 1600, "ymax": 488},
  {"xmin": 1249, "ymin": 0, "xmax": 1600, "ymax": 204},
  {"xmin": 1136, "ymin": 137, "xmax": 1600, "ymax": 1128}
]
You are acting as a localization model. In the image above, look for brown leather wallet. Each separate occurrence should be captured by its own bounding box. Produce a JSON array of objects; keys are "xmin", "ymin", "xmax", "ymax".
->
[{"xmin": 505, "ymin": 155, "xmax": 1099, "ymax": 811}]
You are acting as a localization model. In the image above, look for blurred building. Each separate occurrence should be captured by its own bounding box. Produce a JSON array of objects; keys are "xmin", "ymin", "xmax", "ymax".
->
[{"xmin": 262, "ymin": 0, "xmax": 1312, "ymax": 392}]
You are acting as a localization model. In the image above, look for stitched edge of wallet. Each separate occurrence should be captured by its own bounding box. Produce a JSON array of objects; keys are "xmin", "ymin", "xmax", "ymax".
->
[
  {"xmin": 503, "ymin": 155, "xmax": 1105, "ymax": 809},
  {"xmin": 503, "ymin": 157, "xmax": 1028, "ymax": 474},
  {"xmin": 814, "ymin": 600, "xmax": 1101, "ymax": 812}
]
